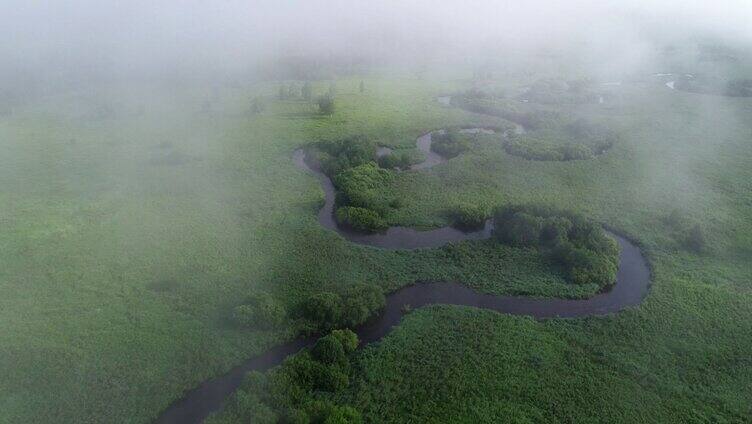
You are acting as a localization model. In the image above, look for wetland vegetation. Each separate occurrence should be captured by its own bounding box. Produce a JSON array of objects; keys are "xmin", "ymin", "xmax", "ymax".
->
[{"xmin": 2, "ymin": 2, "xmax": 752, "ymax": 424}]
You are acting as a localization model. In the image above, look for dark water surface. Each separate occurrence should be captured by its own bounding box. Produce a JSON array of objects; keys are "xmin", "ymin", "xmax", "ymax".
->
[{"xmin": 154, "ymin": 109, "xmax": 651, "ymax": 424}]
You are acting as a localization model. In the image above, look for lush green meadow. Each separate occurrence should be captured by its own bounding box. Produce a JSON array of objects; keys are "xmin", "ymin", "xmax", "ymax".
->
[{"xmin": 2, "ymin": 67, "xmax": 752, "ymax": 423}]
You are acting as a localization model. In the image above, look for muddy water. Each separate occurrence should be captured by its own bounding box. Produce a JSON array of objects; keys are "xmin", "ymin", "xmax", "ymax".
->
[{"xmin": 154, "ymin": 102, "xmax": 651, "ymax": 424}]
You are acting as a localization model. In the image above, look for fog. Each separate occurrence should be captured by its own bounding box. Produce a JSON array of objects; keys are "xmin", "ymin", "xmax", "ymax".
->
[{"xmin": 3, "ymin": 0, "xmax": 751, "ymax": 88}]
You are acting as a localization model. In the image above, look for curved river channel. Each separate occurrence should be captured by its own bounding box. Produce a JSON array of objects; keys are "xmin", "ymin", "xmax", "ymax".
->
[{"xmin": 155, "ymin": 100, "xmax": 651, "ymax": 424}]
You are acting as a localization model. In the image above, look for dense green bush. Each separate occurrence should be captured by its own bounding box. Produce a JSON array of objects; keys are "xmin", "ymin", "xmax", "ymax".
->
[
  {"xmin": 377, "ymin": 149, "xmax": 424, "ymax": 169},
  {"xmin": 333, "ymin": 162, "xmax": 395, "ymax": 215},
  {"xmin": 496, "ymin": 211, "xmax": 543, "ymax": 247},
  {"xmin": 551, "ymin": 242, "xmax": 618, "ymax": 286},
  {"xmin": 453, "ymin": 94, "xmax": 559, "ymax": 131},
  {"xmin": 335, "ymin": 206, "xmax": 387, "ymax": 233},
  {"xmin": 329, "ymin": 329, "xmax": 359, "ymax": 352},
  {"xmin": 318, "ymin": 94, "xmax": 335, "ymax": 114},
  {"xmin": 300, "ymin": 284, "xmax": 385, "ymax": 331},
  {"xmin": 503, "ymin": 119, "xmax": 616, "ymax": 161},
  {"xmin": 450, "ymin": 203, "xmax": 490, "ymax": 230},
  {"xmin": 314, "ymin": 136, "xmax": 377, "ymax": 177},
  {"xmin": 454, "ymin": 93, "xmax": 617, "ymax": 161},
  {"xmin": 494, "ymin": 205, "xmax": 619, "ymax": 287},
  {"xmin": 430, "ymin": 128, "xmax": 472, "ymax": 158},
  {"xmin": 232, "ymin": 292, "xmax": 286, "ymax": 329},
  {"xmin": 312, "ymin": 334, "xmax": 349, "ymax": 366},
  {"xmin": 206, "ymin": 330, "xmax": 362, "ymax": 424},
  {"xmin": 311, "ymin": 137, "xmax": 399, "ymax": 234},
  {"xmin": 341, "ymin": 284, "xmax": 386, "ymax": 327},
  {"xmin": 301, "ymin": 292, "xmax": 343, "ymax": 331}
]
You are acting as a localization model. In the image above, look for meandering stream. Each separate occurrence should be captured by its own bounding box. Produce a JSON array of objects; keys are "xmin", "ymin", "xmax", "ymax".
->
[{"xmin": 154, "ymin": 98, "xmax": 651, "ymax": 424}]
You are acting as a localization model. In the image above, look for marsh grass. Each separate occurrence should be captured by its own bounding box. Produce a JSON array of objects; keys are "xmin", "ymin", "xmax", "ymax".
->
[{"xmin": 1, "ymin": 75, "xmax": 751, "ymax": 423}]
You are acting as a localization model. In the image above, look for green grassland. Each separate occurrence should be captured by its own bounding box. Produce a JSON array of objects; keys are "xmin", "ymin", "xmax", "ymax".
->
[{"xmin": 2, "ymin": 68, "xmax": 752, "ymax": 423}]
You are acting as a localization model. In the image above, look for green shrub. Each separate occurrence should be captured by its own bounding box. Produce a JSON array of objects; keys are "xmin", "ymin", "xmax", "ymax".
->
[
  {"xmin": 454, "ymin": 94, "xmax": 617, "ymax": 161},
  {"xmin": 540, "ymin": 216, "xmax": 573, "ymax": 244},
  {"xmin": 496, "ymin": 211, "xmax": 543, "ymax": 247},
  {"xmin": 239, "ymin": 370, "xmax": 268, "ymax": 395},
  {"xmin": 494, "ymin": 205, "xmax": 619, "ymax": 286},
  {"xmin": 209, "ymin": 332, "xmax": 364, "ymax": 423},
  {"xmin": 284, "ymin": 409, "xmax": 311, "ymax": 424},
  {"xmin": 333, "ymin": 162, "xmax": 394, "ymax": 215},
  {"xmin": 232, "ymin": 292, "xmax": 286, "ymax": 329},
  {"xmin": 377, "ymin": 149, "xmax": 424, "ymax": 169},
  {"xmin": 329, "ymin": 329, "xmax": 359, "ymax": 353},
  {"xmin": 451, "ymin": 203, "xmax": 490, "ymax": 230},
  {"xmin": 221, "ymin": 390, "xmax": 277, "ymax": 424},
  {"xmin": 301, "ymin": 400, "xmax": 362, "ymax": 424},
  {"xmin": 341, "ymin": 284, "xmax": 386, "ymax": 327},
  {"xmin": 553, "ymin": 243, "xmax": 617, "ymax": 286},
  {"xmin": 300, "ymin": 285, "xmax": 385, "ymax": 331},
  {"xmin": 335, "ymin": 206, "xmax": 387, "ymax": 233},
  {"xmin": 312, "ymin": 335, "xmax": 348, "ymax": 366},
  {"xmin": 318, "ymin": 94, "xmax": 335, "ymax": 114},
  {"xmin": 314, "ymin": 136, "xmax": 377, "ymax": 177},
  {"xmin": 301, "ymin": 292, "xmax": 343, "ymax": 330},
  {"xmin": 431, "ymin": 128, "xmax": 472, "ymax": 158},
  {"xmin": 323, "ymin": 405, "xmax": 363, "ymax": 424}
]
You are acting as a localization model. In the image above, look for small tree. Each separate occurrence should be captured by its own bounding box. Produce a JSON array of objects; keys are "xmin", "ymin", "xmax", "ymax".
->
[
  {"xmin": 329, "ymin": 329, "xmax": 359, "ymax": 353},
  {"xmin": 341, "ymin": 284, "xmax": 385, "ymax": 327},
  {"xmin": 302, "ymin": 81, "xmax": 312, "ymax": 101},
  {"xmin": 301, "ymin": 292, "xmax": 343, "ymax": 330},
  {"xmin": 317, "ymin": 94, "xmax": 335, "ymax": 115},
  {"xmin": 312, "ymin": 335, "xmax": 348, "ymax": 366},
  {"xmin": 335, "ymin": 206, "xmax": 385, "ymax": 233},
  {"xmin": 451, "ymin": 204, "xmax": 489, "ymax": 230}
]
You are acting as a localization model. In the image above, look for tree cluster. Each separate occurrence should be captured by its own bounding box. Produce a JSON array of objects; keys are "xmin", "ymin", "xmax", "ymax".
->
[
  {"xmin": 430, "ymin": 128, "xmax": 473, "ymax": 159},
  {"xmin": 453, "ymin": 94, "xmax": 559, "ymax": 131},
  {"xmin": 450, "ymin": 203, "xmax": 490, "ymax": 230},
  {"xmin": 311, "ymin": 136, "xmax": 399, "ymax": 233},
  {"xmin": 314, "ymin": 136, "xmax": 377, "ymax": 177},
  {"xmin": 503, "ymin": 118, "xmax": 616, "ymax": 161},
  {"xmin": 494, "ymin": 205, "xmax": 620, "ymax": 287},
  {"xmin": 317, "ymin": 94, "xmax": 335, "ymax": 115},
  {"xmin": 299, "ymin": 283, "xmax": 386, "ymax": 331},
  {"xmin": 377, "ymin": 149, "xmax": 424, "ymax": 170},
  {"xmin": 333, "ymin": 162, "xmax": 398, "ymax": 232},
  {"xmin": 207, "ymin": 330, "xmax": 363, "ymax": 424}
]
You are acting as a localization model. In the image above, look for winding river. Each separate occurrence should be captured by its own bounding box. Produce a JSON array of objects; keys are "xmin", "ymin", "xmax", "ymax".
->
[{"xmin": 154, "ymin": 99, "xmax": 651, "ymax": 424}]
